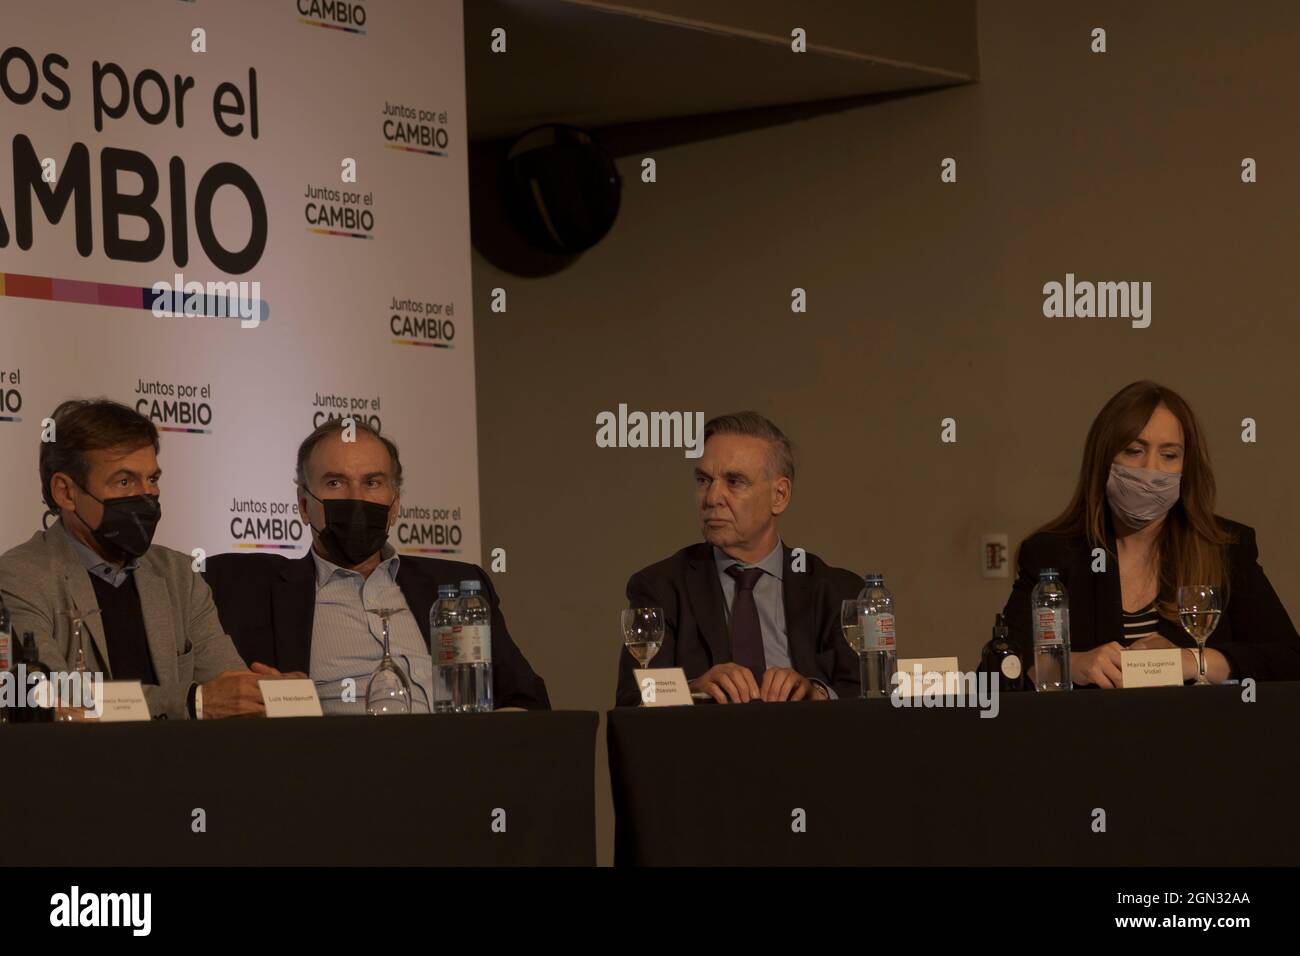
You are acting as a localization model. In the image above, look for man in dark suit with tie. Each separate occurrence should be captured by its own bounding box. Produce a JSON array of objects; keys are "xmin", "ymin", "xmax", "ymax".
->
[
  {"xmin": 203, "ymin": 419, "xmax": 549, "ymax": 712},
  {"xmin": 617, "ymin": 412, "xmax": 862, "ymax": 706}
]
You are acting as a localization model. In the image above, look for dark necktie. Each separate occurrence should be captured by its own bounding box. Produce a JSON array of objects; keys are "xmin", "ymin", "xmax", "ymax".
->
[{"xmin": 726, "ymin": 565, "xmax": 767, "ymax": 681}]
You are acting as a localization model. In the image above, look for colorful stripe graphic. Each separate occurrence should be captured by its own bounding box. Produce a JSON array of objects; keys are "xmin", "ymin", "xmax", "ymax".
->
[
  {"xmin": 0, "ymin": 271, "xmax": 270, "ymax": 323},
  {"xmin": 300, "ymin": 18, "xmax": 366, "ymax": 35},
  {"xmin": 156, "ymin": 425, "xmax": 213, "ymax": 435},
  {"xmin": 307, "ymin": 228, "xmax": 374, "ymax": 239},
  {"xmin": 235, "ymin": 544, "xmax": 461, "ymax": 554},
  {"xmin": 384, "ymin": 143, "xmax": 447, "ymax": 158},
  {"xmin": 390, "ymin": 339, "xmax": 453, "ymax": 349}
]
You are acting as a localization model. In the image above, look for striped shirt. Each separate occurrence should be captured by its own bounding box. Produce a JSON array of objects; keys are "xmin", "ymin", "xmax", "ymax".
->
[
  {"xmin": 308, "ymin": 544, "xmax": 434, "ymax": 715},
  {"xmin": 1121, "ymin": 600, "xmax": 1161, "ymax": 643}
]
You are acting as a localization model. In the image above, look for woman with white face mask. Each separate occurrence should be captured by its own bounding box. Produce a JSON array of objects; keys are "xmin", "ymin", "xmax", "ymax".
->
[{"xmin": 1002, "ymin": 381, "xmax": 1299, "ymax": 687}]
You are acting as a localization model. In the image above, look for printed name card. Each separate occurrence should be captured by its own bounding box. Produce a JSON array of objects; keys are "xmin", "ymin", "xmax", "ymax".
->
[
  {"xmin": 895, "ymin": 657, "xmax": 962, "ymax": 697},
  {"xmin": 97, "ymin": 681, "xmax": 151, "ymax": 722},
  {"xmin": 259, "ymin": 678, "xmax": 323, "ymax": 717},
  {"xmin": 1121, "ymin": 649, "xmax": 1183, "ymax": 688},
  {"xmin": 636, "ymin": 668, "xmax": 694, "ymax": 707}
]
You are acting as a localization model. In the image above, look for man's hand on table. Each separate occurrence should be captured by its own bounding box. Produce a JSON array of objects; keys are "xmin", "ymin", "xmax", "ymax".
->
[
  {"xmin": 200, "ymin": 663, "xmax": 308, "ymax": 718},
  {"xmin": 689, "ymin": 663, "xmax": 828, "ymax": 703}
]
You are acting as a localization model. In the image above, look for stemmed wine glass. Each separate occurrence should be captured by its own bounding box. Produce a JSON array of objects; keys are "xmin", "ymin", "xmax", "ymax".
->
[
  {"xmin": 840, "ymin": 599, "xmax": 869, "ymax": 699},
  {"xmin": 365, "ymin": 607, "xmax": 412, "ymax": 714},
  {"xmin": 1178, "ymin": 585, "xmax": 1221, "ymax": 686},
  {"xmin": 621, "ymin": 608, "xmax": 664, "ymax": 704},
  {"xmin": 621, "ymin": 608, "xmax": 664, "ymax": 668},
  {"xmin": 56, "ymin": 608, "xmax": 101, "ymax": 722}
]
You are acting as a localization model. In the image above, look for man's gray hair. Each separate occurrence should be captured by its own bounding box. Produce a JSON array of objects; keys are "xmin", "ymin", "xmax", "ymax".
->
[
  {"xmin": 703, "ymin": 411, "xmax": 795, "ymax": 481},
  {"xmin": 296, "ymin": 418, "xmax": 404, "ymax": 492}
]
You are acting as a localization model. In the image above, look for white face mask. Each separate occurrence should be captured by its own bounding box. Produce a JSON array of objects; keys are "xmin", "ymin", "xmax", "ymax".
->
[{"xmin": 1106, "ymin": 463, "xmax": 1182, "ymax": 529}]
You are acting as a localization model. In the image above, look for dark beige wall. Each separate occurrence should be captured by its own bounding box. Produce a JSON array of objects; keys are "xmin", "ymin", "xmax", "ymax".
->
[
  {"xmin": 473, "ymin": 0, "xmax": 1300, "ymax": 864},
  {"xmin": 600, "ymin": 0, "xmax": 981, "ymax": 76}
]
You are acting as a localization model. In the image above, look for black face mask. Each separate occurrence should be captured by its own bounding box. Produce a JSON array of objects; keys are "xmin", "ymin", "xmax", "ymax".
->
[
  {"xmin": 303, "ymin": 488, "xmax": 392, "ymax": 566},
  {"xmin": 75, "ymin": 488, "xmax": 162, "ymax": 560}
]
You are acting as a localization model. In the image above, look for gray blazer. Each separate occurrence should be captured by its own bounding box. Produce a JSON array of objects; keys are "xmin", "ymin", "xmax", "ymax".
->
[{"xmin": 0, "ymin": 519, "xmax": 246, "ymax": 718}]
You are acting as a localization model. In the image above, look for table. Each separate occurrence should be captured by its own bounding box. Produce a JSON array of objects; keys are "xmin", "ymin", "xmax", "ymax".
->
[
  {"xmin": 1, "ymin": 710, "xmax": 597, "ymax": 866},
  {"xmin": 607, "ymin": 683, "xmax": 1300, "ymax": 865}
]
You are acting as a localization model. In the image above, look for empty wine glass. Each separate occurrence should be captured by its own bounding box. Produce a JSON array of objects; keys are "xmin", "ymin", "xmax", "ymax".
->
[
  {"xmin": 1178, "ymin": 585, "xmax": 1221, "ymax": 686},
  {"xmin": 56, "ymin": 608, "xmax": 101, "ymax": 722},
  {"xmin": 840, "ymin": 599, "xmax": 868, "ymax": 700},
  {"xmin": 621, "ymin": 608, "xmax": 664, "ymax": 669},
  {"xmin": 365, "ymin": 607, "xmax": 412, "ymax": 715}
]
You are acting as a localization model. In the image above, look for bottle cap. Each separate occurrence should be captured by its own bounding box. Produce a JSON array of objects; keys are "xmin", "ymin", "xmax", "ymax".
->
[
  {"xmin": 864, "ymin": 573, "xmax": 884, "ymax": 584},
  {"xmin": 437, "ymin": 584, "xmax": 458, "ymax": 596},
  {"xmin": 1038, "ymin": 568, "xmax": 1058, "ymax": 578},
  {"xmin": 459, "ymin": 579, "xmax": 482, "ymax": 591}
]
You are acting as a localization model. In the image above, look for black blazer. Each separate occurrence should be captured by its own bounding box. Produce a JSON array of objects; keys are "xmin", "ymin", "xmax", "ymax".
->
[
  {"xmin": 617, "ymin": 542, "xmax": 863, "ymax": 706},
  {"xmin": 1002, "ymin": 515, "xmax": 1300, "ymax": 682},
  {"xmin": 203, "ymin": 551, "xmax": 550, "ymax": 709}
]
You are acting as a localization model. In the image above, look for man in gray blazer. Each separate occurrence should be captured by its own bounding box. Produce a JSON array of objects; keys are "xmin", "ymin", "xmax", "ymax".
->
[{"xmin": 0, "ymin": 399, "xmax": 288, "ymax": 719}]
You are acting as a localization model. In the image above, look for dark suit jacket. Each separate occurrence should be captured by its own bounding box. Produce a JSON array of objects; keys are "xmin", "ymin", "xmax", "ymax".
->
[
  {"xmin": 203, "ymin": 551, "xmax": 550, "ymax": 709},
  {"xmin": 617, "ymin": 542, "xmax": 863, "ymax": 706},
  {"xmin": 1003, "ymin": 515, "xmax": 1300, "ymax": 682}
]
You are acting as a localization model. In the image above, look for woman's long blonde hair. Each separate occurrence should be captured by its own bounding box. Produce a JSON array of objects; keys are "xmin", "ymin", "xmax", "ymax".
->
[{"xmin": 1036, "ymin": 381, "xmax": 1233, "ymax": 621}]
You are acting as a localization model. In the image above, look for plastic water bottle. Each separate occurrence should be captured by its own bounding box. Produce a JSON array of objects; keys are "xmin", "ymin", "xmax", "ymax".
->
[
  {"xmin": 1031, "ymin": 568, "xmax": 1072, "ymax": 691},
  {"xmin": 430, "ymin": 584, "xmax": 459, "ymax": 713},
  {"xmin": 451, "ymin": 580, "xmax": 494, "ymax": 713},
  {"xmin": 857, "ymin": 573, "xmax": 897, "ymax": 698}
]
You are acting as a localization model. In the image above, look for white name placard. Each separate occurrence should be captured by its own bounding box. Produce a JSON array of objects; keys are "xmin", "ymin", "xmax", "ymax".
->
[
  {"xmin": 97, "ymin": 681, "xmax": 151, "ymax": 722},
  {"xmin": 894, "ymin": 657, "xmax": 962, "ymax": 697},
  {"xmin": 1121, "ymin": 649, "xmax": 1183, "ymax": 688},
  {"xmin": 636, "ymin": 668, "xmax": 694, "ymax": 707},
  {"xmin": 259, "ymin": 678, "xmax": 323, "ymax": 717}
]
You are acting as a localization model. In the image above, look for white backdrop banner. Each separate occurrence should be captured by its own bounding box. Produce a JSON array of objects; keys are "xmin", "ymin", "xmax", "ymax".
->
[{"xmin": 0, "ymin": 0, "xmax": 479, "ymax": 563}]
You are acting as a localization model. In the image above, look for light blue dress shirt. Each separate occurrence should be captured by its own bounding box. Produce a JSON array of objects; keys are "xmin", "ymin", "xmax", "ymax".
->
[
  {"xmin": 712, "ymin": 538, "xmax": 836, "ymax": 698},
  {"xmin": 308, "ymin": 544, "xmax": 434, "ymax": 715},
  {"xmin": 66, "ymin": 529, "xmax": 140, "ymax": 589}
]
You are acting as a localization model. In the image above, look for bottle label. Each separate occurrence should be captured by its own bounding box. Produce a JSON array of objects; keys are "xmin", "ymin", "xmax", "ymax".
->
[
  {"xmin": 1034, "ymin": 608, "xmax": 1065, "ymax": 646},
  {"xmin": 1000, "ymin": 654, "xmax": 1022, "ymax": 680},
  {"xmin": 438, "ymin": 624, "xmax": 490, "ymax": 665},
  {"xmin": 863, "ymin": 613, "xmax": 896, "ymax": 651},
  {"xmin": 435, "ymin": 625, "xmax": 454, "ymax": 664}
]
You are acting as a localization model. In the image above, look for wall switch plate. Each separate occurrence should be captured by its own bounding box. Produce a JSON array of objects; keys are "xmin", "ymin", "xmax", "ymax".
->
[{"xmin": 981, "ymin": 533, "xmax": 1009, "ymax": 578}]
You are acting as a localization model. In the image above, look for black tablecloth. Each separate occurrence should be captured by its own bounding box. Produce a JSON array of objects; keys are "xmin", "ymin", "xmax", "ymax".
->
[
  {"xmin": 1, "ymin": 711, "xmax": 597, "ymax": 866},
  {"xmin": 608, "ymin": 683, "xmax": 1300, "ymax": 865}
]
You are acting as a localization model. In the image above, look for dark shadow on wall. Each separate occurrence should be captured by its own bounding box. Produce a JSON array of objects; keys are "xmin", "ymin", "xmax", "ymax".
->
[{"xmin": 468, "ymin": 84, "xmax": 967, "ymax": 279}]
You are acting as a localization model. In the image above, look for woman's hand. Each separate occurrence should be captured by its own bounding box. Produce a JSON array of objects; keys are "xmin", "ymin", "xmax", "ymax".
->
[
  {"xmin": 1071, "ymin": 642, "xmax": 1125, "ymax": 688},
  {"xmin": 1121, "ymin": 635, "xmax": 1232, "ymax": 683}
]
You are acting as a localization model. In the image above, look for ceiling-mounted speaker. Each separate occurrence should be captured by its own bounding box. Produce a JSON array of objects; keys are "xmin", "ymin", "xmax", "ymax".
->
[{"xmin": 501, "ymin": 125, "xmax": 622, "ymax": 256}]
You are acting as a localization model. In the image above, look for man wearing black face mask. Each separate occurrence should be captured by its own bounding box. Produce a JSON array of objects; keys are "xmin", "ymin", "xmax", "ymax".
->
[
  {"xmin": 202, "ymin": 418, "xmax": 550, "ymax": 713},
  {"xmin": 0, "ymin": 399, "xmax": 288, "ymax": 719}
]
